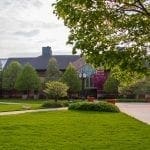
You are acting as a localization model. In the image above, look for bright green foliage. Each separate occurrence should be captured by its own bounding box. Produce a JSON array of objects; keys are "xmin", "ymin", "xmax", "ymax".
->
[
  {"xmin": 61, "ymin": 63, "xmax": 81, "ymax": 93},
  {"xmin": 0, "ymin": 103, "xmax": 41, "ymax": 112},
  {"xmin": 126, "ymin": 76, "xmax": 150, "ymax": 95},
  {"xmin": 69, "ymin": 101, "xmax": 120, "ymax": 112},
  {"xmin": 2, "ymin": 61, "xmax": 22, "ymax": 90},
  {"xmin": 54, "ymin": 0, "xmax": 150, "ymax": 73},
  {"xmin": 44, "ymin": 81, "xmax": 69, "ymax": 102},
  {"xmin": 0, "ymin": 111, "xmax": 150, "ymax": 149},
  {"xmin": 15, "ymin": 63, "xmax": 40, "ymax": 93},
  {"xmin": 110, "ymin": 67, "xmax": 144, "ymax": 93},
  {"xmin": 104, "ymin": 74, "xmax": 119, "ymax": 93},
  {"xmin": 46, "ymin": 57, "xmax": 61, "ymax": 81}
]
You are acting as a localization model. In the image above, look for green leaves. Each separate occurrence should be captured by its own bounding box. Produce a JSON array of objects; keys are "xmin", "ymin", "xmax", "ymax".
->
[
  {"xmin": 2, "ymin": 61, "xmax": 22, "ymax": 90},
  {"xmin": 15, "ymin": 63, "xmax": 40, "ymax": 92},
  {"xmin": 44, "ymin": 81, "xmax": 69, "ymax": 101},
  {"xmin": 61, "ymin": 63, "xmax": 81, "ymax": 93},
  {"xmin": 54, "ymin": 0, "xmax": 150, "ymax": 73},
  {"xmin": 46, "ymin": 57, "xmax": 61, "ymax": 82}
]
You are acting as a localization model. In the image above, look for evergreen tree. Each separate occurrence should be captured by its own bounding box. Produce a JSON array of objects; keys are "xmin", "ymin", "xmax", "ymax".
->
[
  {"xmin": 61, "ymin": 63, "xmax": 81, "ymax": 94},
  {"xmin": 46, "ymin": 57, "xmax": 61, "ymax": 81},
  {"xmin": 15, "ymin": 63, "xmax": 40, "ymax": 97}
]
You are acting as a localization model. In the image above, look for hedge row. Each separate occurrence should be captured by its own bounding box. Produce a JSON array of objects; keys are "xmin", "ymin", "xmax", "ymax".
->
[{"xmin": 69, "ymin": 101, "xmax": 120, "ymax": 113}]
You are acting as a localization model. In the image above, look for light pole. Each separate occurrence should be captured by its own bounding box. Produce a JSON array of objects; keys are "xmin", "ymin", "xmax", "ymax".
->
[{"xmin": 79, "ymin": 72, "xmax": 86, "ymax": 100}]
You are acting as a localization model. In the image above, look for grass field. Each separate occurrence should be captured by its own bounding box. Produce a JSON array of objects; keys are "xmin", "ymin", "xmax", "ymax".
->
[
  {"xmin": 0, "ymin": 111, "xmax": 150, "ymax": 150},
  {"xmin": 0, "ymin": 99, "xmax": 46, "ymax": 104},
  {"xmin": 0, "ymin": 103, "xmax": 42, "ymax": 112}
]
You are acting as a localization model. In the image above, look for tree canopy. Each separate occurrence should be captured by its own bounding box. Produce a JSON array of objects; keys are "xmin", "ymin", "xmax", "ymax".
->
[
  {"xmin": 15, "ymin": 63, "xmax": 40, "ymax": 93},
  {"xmin": 61, "ymin": 63, "xmax": 81, "ymax": 93},
  {"xmin": 54, "ymin": 0, "xmax": 150, "ymax": 73},
  {"xmin": 46, "ymin": 57, "xmax": 61, "ymax": 81},
  {"xmin": 2, "ymin": 61, "xmax": 22, "ymax": 90},
  {"xmin": 104, "ymin": 74, "xmax": 119, "ymax": 94},
  {"xmin": 44, "ymin": 81, "xmax": 69, "ymax": 102}
]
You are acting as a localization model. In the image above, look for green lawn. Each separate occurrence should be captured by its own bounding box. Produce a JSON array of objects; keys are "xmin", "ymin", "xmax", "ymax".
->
[
  {"xmin": 0, "ymin": 103, "xmax": 42, "ymax": 112},
  {"xmin": 0, "ymin": 99, "xmax": 46, "ymax": 104},
  {"xmin": 0, "ymin": 99, "xmax": 50, "ymax": 112},
  {"xmin": 0, "ymin": 111, "xmax": 150, "ymax": 150}
]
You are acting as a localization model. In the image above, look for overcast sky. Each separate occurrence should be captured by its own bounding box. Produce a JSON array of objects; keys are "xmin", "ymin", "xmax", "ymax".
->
[{"xmin": 0, "ymin": 0, "xmax": 73, "ymax": 58}]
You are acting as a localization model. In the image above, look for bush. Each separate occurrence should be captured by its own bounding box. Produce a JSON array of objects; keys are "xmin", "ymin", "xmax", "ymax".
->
[
  {"xmin": 69, "ymin": 102, "xmax": 120, "ymax": 112},
  {"xmin": 42, "ymin": 101, "xmax": 69, "ymax": 108},
  {"xmin": 44, "ymin": 81, "xmax": 69, "ymax": 102}
]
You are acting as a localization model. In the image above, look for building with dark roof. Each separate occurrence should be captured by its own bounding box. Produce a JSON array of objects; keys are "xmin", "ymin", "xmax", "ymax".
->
[{"xmin": 5, "ymin": 46, "xmax": 80, "ymax": 77}]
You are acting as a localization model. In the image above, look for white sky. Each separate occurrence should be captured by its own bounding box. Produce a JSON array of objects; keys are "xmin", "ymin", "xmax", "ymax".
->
[{"xmin": 0, "ymin": 0, "xmax": 73, "ymax": 58}]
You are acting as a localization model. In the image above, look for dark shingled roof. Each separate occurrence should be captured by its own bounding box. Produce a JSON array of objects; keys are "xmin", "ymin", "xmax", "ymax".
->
[{"xmin": 5, "ymin": 55, "xmax": 80, "ymax": 70}]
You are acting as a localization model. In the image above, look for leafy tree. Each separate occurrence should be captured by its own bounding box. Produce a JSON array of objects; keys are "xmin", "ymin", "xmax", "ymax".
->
[
  {"xmin": 61, "ymin": 63, "xmax": 81, "ymax": 94},
  {"xmin": 44, "ymin": 81, "xmax": 69, "ymax": 102},
  {"xmin": 54, "ymin": 0, "xmax": 150, "ymax": 73},
  {"xmin": 15, "ymin": 63, "xmax": 41, "ymax": 97},
  {"xmin": 46, "ymin": 57, "xmax": 61, "ymax": 81},
  {"xmin": 123, "ymin": 76, "xmax": 150, "ymax": 97},
  {"xmin": 110, "ymin": 67, "xmax": 144, "ymax": 93},
  {"xmin": 104, "ymin": 74, "xmax": 119, "ymax": 94},
  {"xmin": 2, "ymin": 61, "xmax": 22, "ymax": 90}
]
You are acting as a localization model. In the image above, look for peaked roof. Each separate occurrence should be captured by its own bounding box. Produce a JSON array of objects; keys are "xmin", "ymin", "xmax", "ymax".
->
[
  {"xmin": 72, "ymin": 58, "xmax": 86, "ymax": 71},
  {"xmin": 5, "ymin": 55, "xmax": 80, "ymax": 70}
]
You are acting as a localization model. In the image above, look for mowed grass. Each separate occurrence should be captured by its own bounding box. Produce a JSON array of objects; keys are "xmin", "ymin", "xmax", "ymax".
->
[
  {"xmin": 0, "ymin": 111, "xmax": 150, "ymax": 150},
  {"xmin": 0, "ymin": 103, "xmax": 42, "ymax": 112},
  {"xmin": 0, "ymin": 99, "xmax": 46, "ymax": 104}
]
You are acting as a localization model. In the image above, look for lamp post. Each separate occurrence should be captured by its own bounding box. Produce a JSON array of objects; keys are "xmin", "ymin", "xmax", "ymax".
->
[{"xmin": 79, "ymin": 72, "xmax": 86, "ymax": 100}]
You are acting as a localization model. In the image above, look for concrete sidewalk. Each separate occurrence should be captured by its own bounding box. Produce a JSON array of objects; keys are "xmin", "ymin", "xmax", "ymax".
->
[
  {"xmin": 116, "ymin": 103, "xmax": 150, "ymax": 125},
  {"xmin": 0, "ymin": 107, "xmax": 68, "ymax": 116}
]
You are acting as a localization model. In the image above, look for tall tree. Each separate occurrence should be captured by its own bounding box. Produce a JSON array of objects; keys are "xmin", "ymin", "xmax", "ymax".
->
[
  {"xmin": 111, "ymin": 66, "xmax": 144, "ymax": 93},
  {"xmin": 54, "ymin": 0, "xmax": 150, "ymax": 73},
  {"xmin": 61, "ymin": 63, "xmax": 81, "ymax": 94},
  {"xmin": 15, "ymin": 63, "xmax": 41, "ymax": 97},
  {"xmin": 104, "ymin": 74, "xmax": 119, "ymax": 94},
  {"xmin": 2, "ymin": 61, "xmax": 22, "ymax": 90},
  {"xmin": 46, "ymin": 57, "xmax": 61, "ymax": 81}
]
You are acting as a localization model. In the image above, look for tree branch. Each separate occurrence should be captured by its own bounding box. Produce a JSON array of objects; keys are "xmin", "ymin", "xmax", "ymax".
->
[{"xmin": 136, "ymin": 0, "xmax": 150, "ymax": 17}]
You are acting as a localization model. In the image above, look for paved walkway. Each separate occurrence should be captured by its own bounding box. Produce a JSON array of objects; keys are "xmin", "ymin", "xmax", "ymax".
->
[
  {"xmin": 0, "ymin": 107, "xmax": 68, "ymax": 116},
  {"xmin": 116, "ymin": 103, "xmax": 150, "ymax": 125}
]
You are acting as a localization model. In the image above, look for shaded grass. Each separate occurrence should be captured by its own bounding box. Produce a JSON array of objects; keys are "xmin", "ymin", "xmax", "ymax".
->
[{"xmin": 0, "ymin": 111, "xmax": 150, "ymax": 150}]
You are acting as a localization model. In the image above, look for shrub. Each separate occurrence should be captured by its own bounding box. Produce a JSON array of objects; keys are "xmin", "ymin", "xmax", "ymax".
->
[
  {"xmin": 44, "ymin": 81, "xmax": 69, "ymax": 102},
  {"xmin": 69, "ymin": 102, "xmax": 120, "ymax": 112},
  {"xmin": 42, "ymin": 101, "xmax": 69, "ymax": 108}
]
